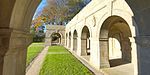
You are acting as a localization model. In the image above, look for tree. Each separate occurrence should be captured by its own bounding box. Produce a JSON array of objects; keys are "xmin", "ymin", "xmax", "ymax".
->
[{"xmin": 32, "ymin": 0, "xmax": 91, "ymax": 26}]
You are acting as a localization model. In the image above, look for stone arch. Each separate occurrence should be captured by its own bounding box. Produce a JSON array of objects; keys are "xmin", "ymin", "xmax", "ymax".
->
[
  {"xmin": 73, "ymin": 30, "xmax": 78, "ymax": 52},
  {"xmin": 99, "ymin": 15, "xmax": 137, "ymax": 74},
  {"xmin": 0, "ymin": 0, "xmax": 41, "ymax": 75},
  {"xmin": 50, "ymin": 33, "xmax": 62, "ymax": 45},
  {"xmin": 10, "ymin": 0, "xmax": 40, "ymax": 31},
  {"xmin": 45, "ymin": 25, "xmax": 65, "ymax": 46},
  {"xmin": 81, "ymin": 26, "xmax": 91, "ymax": 60},
  {"xmin": 49, "ymin": 32, "xmax": 63, "ymax": 38},
  {"xmin": 78, "ymin": 25, "xmax": 92, "ymax": 38}
]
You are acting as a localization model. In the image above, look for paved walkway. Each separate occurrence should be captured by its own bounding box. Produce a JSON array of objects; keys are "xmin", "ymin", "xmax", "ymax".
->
[
  {"xmin": 101, "ymin": 63, "xmax": 133, "ymax": 75},
  {"xmin": 26, "ymin": 46, "xmax": 49, "ymax": 75}
]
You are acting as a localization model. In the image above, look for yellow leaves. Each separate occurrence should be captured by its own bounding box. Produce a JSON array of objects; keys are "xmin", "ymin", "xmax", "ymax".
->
[
  {"xmin": 32, "ymin": 16, "xmax": 46, "ymax": 29},
  {"xmin": 42, "ymin": 17, "xmax": 47, "ymax": 22},
  {"xmin": 35, "ymin": 22, "xmax": 42, "ymax": 27}
]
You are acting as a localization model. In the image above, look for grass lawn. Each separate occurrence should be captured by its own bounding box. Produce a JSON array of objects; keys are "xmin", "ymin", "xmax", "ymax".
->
[
  {"xmin": 39, "ymin": 46, "xmax": 93, "ymax": 75},
  {"xmin": 26, "ymin": 43, "xmax": 44, "ymax": 66}
]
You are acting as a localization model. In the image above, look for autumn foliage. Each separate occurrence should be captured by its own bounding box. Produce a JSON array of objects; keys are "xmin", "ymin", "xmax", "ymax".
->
[{"xmin": 31, "ymin": 0, "xmax": 91, "ymax": 31}]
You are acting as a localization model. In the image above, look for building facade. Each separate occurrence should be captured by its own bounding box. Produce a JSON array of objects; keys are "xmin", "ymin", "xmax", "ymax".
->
[{"xmin": 0, "ymin": 0, "xmax": 150, "ymax": 75}]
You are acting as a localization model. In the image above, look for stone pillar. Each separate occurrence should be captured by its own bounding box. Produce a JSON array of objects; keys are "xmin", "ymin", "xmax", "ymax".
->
[
  {"xmin": 73, "ymin": 37, "xmax": 77, "ymax": 52},
  {"xmin": 99, "ymin": 38, "xmax": 110, "ymax": 68},
  {"xmin": 70, "ymin": 34, "xmax": 74, "ymax": 51},
  {"xmin": 90, "ymin": 38, "xmax": 100, "ymax": 69},
  {"xmin": 81, "ymin": 38, "xmax": 87, "ymax": 56},
  {"xmin": 65, "ymin": 34, "xmax": 67, "ymax": 47},
  {"xmin": 66, "ymin": 34, "xmax": 69, "ymax": 49},
  {"xmin": 3, "ymin": 48, "xmax": 27, "ymax": 75},
  {"xmin": 0, "ymin": 28, "xmax": 32, "ymax": 75},
  {"xmin": 69, "ymin": 36, "xmax": 71, "ymax": 49},
  {"xmin": 77, "ymin": 37, "xmax": 81, "ymax": 56},
  {"xmin": 129, "ymin": 37, "xmax": 138, "ymax": 75},
  {"xmin": 0, "ymin": 29, "xmax": 10, "ymax": 75},
  {"xmin": 45, "ymin": 30, "xmax": 52, "ymax": 46},
  {"xmin": 121, "ymin": 37, "xmax": 132, "ymax": 63},
  {"xmin": 45, "ymin": 37, "xmax": 51, "ymax": 46},
  {"xmin": 59, "ymin": 38, "xmax": 61, "ymax": 45},
  {"xmin": 61, "ymin": 37, "xmax": 65, "ymax": 46},
  {"xmin": 135, "ymin": 36, "xmax": 150, "ymax": 75}
]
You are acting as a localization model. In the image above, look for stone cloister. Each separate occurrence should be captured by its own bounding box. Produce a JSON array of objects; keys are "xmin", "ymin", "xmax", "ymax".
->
[
  {"xmin": 45, "ymin": 25, "xmax": 65, "ymax": 46},
  {"xmin": 1, "ymin": 0, "xmax": 150, "ymax": 75}
]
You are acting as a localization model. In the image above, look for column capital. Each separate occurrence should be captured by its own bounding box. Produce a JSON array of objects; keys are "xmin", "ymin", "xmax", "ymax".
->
[
  {"xmin": 0, "ymin": 27, "xmax": 12, "ymax": 56},
  {"xmin": 0, "ymin": 28, "xmax": 33, "ymax": 53}
]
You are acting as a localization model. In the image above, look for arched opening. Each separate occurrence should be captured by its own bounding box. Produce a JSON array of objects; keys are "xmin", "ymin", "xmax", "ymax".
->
[
  {"xmin": 0, "ymin": 0, "xmax": 93, "ymax": 75},
  {"xmin": 73, "ymin": 30, "xmax": 78, "ymax": 52},
  {"xmin": 99, "ymin": 16, "xmax": 132, "ymax": 68},
  {"xmin": 0, "ymin": 0, "xmax": 42, "ymax": 75},
  {"xmin": 81, "ymin": 26, "xmax": 90, "ymax": 61},
  {"xmin": 51, "ymin": 33, "xmax": 61, "ymax": 46},
  {"xmin": 69, "ymin": 32, "xmax": 71, "ymax": 48}
]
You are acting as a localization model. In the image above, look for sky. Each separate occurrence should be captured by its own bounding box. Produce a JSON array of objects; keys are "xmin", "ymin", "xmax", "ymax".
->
[{"xmin": 33, "ymin": 0, "xmax": 47, "ymax": 19}]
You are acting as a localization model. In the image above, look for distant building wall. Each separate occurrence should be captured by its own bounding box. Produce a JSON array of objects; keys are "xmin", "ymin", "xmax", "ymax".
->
[{"xmin": 45, "ymin": 25, "xmax": 65, "ymax": 46}]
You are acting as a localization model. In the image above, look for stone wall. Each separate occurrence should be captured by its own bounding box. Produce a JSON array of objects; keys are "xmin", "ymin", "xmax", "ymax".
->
[{"xmin": 65, "ymin": 0, "xmax": 142, "ymax": 75}]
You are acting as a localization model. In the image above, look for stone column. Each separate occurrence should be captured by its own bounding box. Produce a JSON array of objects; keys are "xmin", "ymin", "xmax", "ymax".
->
[
  {"xmin": 1, "ymin": 28, "xmax": 32, "ymax": 75},
  {"xmin": 59, "ymin": 38, "xmax": 61, "ymax": 45},
  {"xmin": 70, "ymin": 35, "xmax": 73, "ymax": 51},
  {"xmin": 121, "ymin": 37, "xmax": 132, "ymax": 62},
  {"xmin": 45, "ymin": 37, "xmax": 51, "ymax": 46},
  {"xmin": 65, "ymin": 34, "xmax": 67, "ymax": 47},
  {"xmin": 99, "ymin": 38, "xmax": 110, "ymax": 68},
  {"xmin": 129, "ymin": 37, "xmax": 138, "ymax": 75},
  {"xmin": 69, "ymin": 36, "xmax": 71, "ymax": 49},
  {"xmin": 3, "ymin": 48, "xmax": 27, "ymax": 75},
  {"xmin": 45, "ymin": 31, "xmax": 52, "ymax": 46},
  {"xmin": 90, "ymin": 38, "xmax": 100, "ymax": 69},
  {"xmin": 0, "ymin": 28, "xmax": 11, "ymax": 75},
  {"xmin": 61, "ymin": 36, "xmax": 65, "ymax": 46},
  {"xmin": 73, "ymin": 37, "xmax": 77, "ymax": 52},
  {"xmin": 81, "ymin": 38, "xmax": 87, "ymax": 56},
  {"xmin": 66, "ymin": 34, "xmax": 69, "ymax": 49},
  {"xmin": 77, "ymin": 37, "xmax": 81, "ymax": 56},
  {"xmin": 135, "ymin": 36, "xmax": 150, "ymax": 75}
]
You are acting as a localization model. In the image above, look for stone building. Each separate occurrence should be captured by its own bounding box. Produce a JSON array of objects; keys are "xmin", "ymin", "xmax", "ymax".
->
[
  {"xmin": 45, "ymin": 25, "xmax": 65, "ymax": 46},
  {"xmin": 0, "ymin": 0, "xmax": 150, "ymax": 75},
  {"xmin": 65, "ymin": 0, "xmax": 150, "ymax": 75}
]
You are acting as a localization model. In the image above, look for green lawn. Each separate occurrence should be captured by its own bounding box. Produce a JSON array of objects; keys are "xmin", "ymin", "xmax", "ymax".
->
[
  {"xmin": 39, "ymin": 46, "xmax": 93, "ymax": 75},
  {"xmin": 26, "ymin": 43, "xmax": 44, "ymax": 66}
]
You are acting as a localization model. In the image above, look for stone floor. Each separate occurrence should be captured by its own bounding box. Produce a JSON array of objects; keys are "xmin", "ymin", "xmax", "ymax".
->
[{"xmin": 101, "ymin": 63, "xmax": 134, "ymax": 75}]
